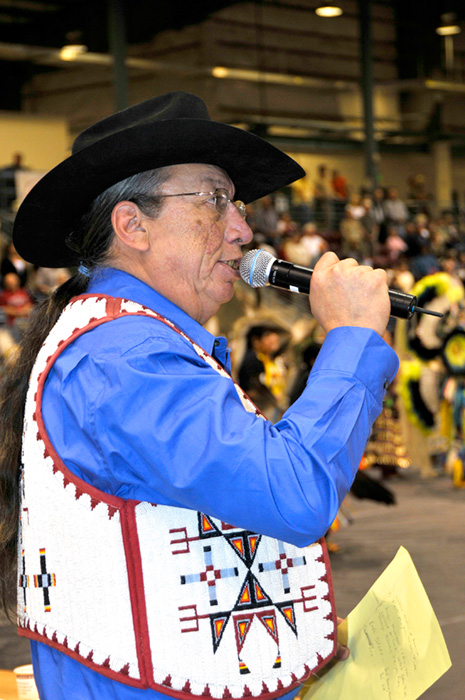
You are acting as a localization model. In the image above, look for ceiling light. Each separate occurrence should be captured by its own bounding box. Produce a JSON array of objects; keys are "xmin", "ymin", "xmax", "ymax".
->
[
  {"xmin": 59, "ymin": 44, "xmax": 88, "ymax": 61},
  {"xmin": 436, "ymin": 24, "xmax": 461, "ymax": 36},
  {"xmin": 315, "ymin": 4, "xmax": 343, "ymax": 18},
  {"xmin": 436, "ymin": 13, "xmax": 461, "ymax": 36}
]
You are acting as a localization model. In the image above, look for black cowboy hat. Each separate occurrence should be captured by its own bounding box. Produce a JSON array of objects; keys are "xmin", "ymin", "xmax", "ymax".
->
[{"xmin": 13, "ymin": 91, "xmax": 304, "ymax": 267}]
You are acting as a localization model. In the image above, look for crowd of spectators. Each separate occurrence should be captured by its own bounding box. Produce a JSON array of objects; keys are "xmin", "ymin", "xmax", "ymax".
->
[
  {"xmin": 0, "ymin": 238, "xmax": 71, "ymax": 363},
  {"xmin": 231, "ymin": 167, "xmax": 465, "ymax": 495},
  {"xmin": 1, "ymin": 162, "xmax": 465, "ymax": 360},
  {"xmin": 243, "ymin": 166, "xmax": 465, "ymax": 286},
  {"xmin": 1, "ymin": 163, "xmax": 465, "ymax": 495}
]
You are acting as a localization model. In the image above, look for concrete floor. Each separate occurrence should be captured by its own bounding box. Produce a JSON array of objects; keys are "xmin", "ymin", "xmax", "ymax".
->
[
  {"xmin": 330, "ymin": 468, "xmax": 465, "ymax": 700},
  {"xmin": 1, "ymin": 468, "xmax": 464, "ymax": 698}
]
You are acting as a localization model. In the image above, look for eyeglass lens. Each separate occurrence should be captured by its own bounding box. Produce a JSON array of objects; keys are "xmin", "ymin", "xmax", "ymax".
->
[{"xmin": 214, "ymin": 189, "xmax": 246, "ymax": 219}]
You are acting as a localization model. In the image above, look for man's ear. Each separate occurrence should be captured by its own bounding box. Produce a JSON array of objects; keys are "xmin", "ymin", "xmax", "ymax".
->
[{"xmin": 111, "ymin": 201, "xmax": 150, "ymax": 252}]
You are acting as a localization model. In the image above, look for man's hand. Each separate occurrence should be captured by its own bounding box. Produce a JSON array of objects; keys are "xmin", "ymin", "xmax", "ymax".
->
[{"xmin": 309, "ymin": 252, "xmax": 391, "ymax": 337}]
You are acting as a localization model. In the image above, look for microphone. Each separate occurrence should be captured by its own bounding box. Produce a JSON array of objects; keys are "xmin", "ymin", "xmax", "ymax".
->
[{"xmin": 239, "ymin": 249, "xmax": 443, "ymax": 320}]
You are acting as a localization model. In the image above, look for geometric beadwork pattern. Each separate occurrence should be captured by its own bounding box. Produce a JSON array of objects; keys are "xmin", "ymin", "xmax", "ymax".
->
[
  {"xmin": 177, "ymin": 513, "xmax": 311, "ymax": 676},
  {"xmin": 133, "ymin": 495, "xmax": 337, "ymax": 697},
  {"xmin": 33, "ymin": 548, "xmax": 56, "ymax": 613}
]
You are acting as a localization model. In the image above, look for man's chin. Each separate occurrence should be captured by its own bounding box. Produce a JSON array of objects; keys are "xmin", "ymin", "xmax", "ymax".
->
[{"xmin": 223, "ymin": 281, "xmax": 237, "ymax": 301}]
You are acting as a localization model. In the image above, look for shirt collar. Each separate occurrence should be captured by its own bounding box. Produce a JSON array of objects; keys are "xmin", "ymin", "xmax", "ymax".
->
[{"xmin": 87, "ymin": 267, "xmax": 230, "ymax": 368}]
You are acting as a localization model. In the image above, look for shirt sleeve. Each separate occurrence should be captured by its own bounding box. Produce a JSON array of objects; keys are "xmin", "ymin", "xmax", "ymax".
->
[{"xmin": 43, "ymin": 318, "xmax": 398, "ymax": 547}]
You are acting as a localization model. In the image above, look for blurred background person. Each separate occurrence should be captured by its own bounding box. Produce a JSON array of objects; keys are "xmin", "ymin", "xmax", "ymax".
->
[
  {"xmin": 31, "ymin": 266, "xmax": 72, "ymax": 302},
  {"xmin": 371, "ymin": 186, "xmax": 388, "ymax": 245},
  {"xmin": 238, "ymin": 324, "xmax": 289, "ymax": 420},
  {"xmin": 300, "ymin": 222, "xmax": 328, "ymax": 267},
  {"xmin": 313, "ymin": 164, "xmax": 331, "ymax": 231},
  {"xmin": 0, "ymin": 271, "xmax": 33, "ymax": 343},
  {"xmin": 254, "ymin": 195, "xmax": 280, "ymax": 247},
  {"xmin": 0, "ymin": 241, "xmax": 30, "ymax": 288},
  {"xmin": 384, "ymin": 187, "xmax": 409, "ymax": 236}
]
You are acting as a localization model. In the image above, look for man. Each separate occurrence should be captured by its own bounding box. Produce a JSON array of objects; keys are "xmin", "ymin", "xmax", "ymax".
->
[
  {"xmin": 254, "ymin": 195, "xmax": 280, "ymax": 246},
  {"xmin": 1, "ymin": 92, "xmax": 397, "ymax": 699},
  {"xmin": 312, "ymin": 164, "xmax": 331, "ymax": 231},
  {"xmin": 0, "ymin": 271, "xmax": 33, "ymax": 331},
  {"xmin": 0, "ymin": 152, "xmax": 27, "ymax": 211},
  {"xmin": 238, "ymin": 324, "xmax": 288, "ymax": 419},
  {"xmin": 384, "ymin": 187, "xmax": 409, "ymax": 235}
]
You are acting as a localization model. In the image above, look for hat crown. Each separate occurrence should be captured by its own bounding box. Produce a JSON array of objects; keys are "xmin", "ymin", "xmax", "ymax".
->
[{"xmin": 72, "ymin": 91, "xmax": 210, "ymax": 154}]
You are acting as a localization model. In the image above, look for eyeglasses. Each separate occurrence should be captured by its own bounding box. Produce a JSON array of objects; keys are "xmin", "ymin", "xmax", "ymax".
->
[{"xmin": 158, "ymin": 188, "xmax": 247, "ymax": 219}]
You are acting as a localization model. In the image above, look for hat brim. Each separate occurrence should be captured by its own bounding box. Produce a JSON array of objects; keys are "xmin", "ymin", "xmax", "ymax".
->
[{"xmin": 13, "ymin": 118, "xmax": 304, "ymax": 267}]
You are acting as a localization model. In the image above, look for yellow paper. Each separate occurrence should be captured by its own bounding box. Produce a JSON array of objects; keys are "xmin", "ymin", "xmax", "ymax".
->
[{"xmin": 302, "ymin": 546, "xmax": 451, "ymax": 700}]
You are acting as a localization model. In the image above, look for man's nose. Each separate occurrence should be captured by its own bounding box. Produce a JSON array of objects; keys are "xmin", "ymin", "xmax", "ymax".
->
[{"xmin": 225, "ymin": 203, "xmax": 253, "ymax": 244}]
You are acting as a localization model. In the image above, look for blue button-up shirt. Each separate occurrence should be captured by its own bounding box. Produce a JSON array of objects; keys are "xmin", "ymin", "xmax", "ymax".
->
[{"xmin": 31, "ymin": 267, "xmax": 398, "ymax": 700}]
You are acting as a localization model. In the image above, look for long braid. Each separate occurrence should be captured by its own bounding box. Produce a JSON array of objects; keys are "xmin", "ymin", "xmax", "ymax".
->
[
  {"xmin": 0, "ymin": 166, "xmax": 170, "ymax": 615},
  {"xmin": 0, "ymin": 272, "xmax": 90, "ymax": 615}
]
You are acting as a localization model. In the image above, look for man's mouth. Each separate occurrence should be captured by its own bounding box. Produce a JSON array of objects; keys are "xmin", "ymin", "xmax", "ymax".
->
[{"xmin": 222, "ymin": 259, "xmax": 240, "ymax": 271}]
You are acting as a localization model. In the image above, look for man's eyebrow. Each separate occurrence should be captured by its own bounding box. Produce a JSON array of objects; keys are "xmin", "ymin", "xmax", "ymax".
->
[{"xmin": 201, "ymin": 175, "xmax": 234, "ymax": 195}]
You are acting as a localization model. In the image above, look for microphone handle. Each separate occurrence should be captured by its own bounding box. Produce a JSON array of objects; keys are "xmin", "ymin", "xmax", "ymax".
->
[{"xmin": 269, "ymin": 260, "xmax": 417, "ymax": 320}]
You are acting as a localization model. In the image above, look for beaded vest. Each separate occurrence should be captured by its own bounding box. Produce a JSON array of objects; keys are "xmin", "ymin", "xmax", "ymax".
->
[{"xmin": 18, "ymin": 294, "xmax": 336, "ymax": 698}]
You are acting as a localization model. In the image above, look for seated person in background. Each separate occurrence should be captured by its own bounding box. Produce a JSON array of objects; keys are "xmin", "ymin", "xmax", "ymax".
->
[
  {"xmin": 0, "ymin": 241, "xmax": 30, "ymax": 287},
  {"xmin": 280, "ymin": 228, "xmax": 310, "ymax": 266},
  {"xmin": 31, "ymin": 266, "xmax": 72, "ymax": 301},
  {"xmin": 300, "ymin": 222, "xmax": 328, "ymax": 267},
  {"xmin": 331, "ymin": 169, "xmax": 348, "ymax": 201},
  {"xmin": 254, "ymin": 195, "xmax": 280, "ymax": 246},
  {"xmin": 339, "ymin": 208, "xmax": 368, "ymax": 262},
  {"xmin": 384, "ymin": 187, "xmax": 409, "ymax": 234},
  {"xmin": 379, "ymin": 225, "xmax": 408, "ymax": 267},
  {"xmin": 0, "ymin": 271, "xmax": 33, "ymax": 340}
]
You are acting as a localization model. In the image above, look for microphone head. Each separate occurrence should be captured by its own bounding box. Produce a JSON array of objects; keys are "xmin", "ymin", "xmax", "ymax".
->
[{"xmin": 239, "ymin": 249, "xmax": 274, "ymax": 288}]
